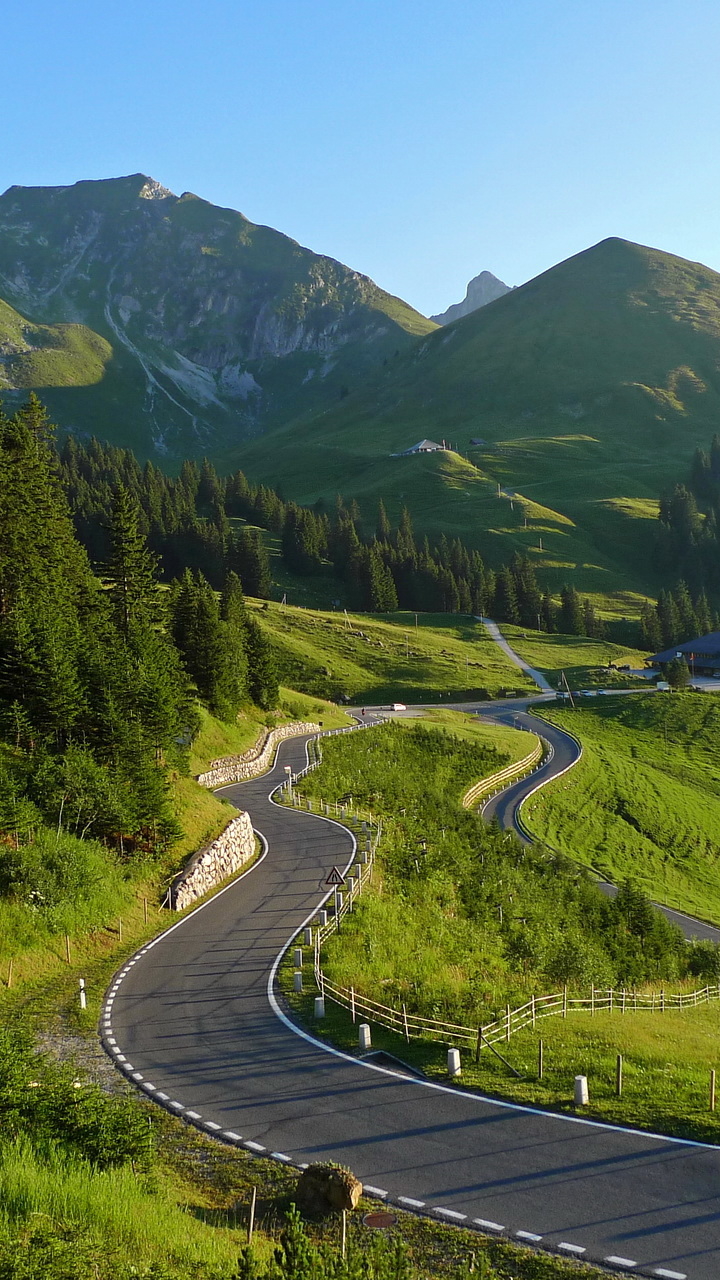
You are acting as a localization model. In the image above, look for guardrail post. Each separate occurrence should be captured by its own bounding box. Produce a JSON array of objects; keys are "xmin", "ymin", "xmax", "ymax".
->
[
  {"xmin": 304, "ymin": 927, "xmax": 312, "ymax": 946},
  {"xmin": 531, "ymin": 994, "xmax": 536, "ymax": 1028},
  {"xmin": 447, "ymin": 1048, "xmax": 461, "ymax": 1077},
  {"xmin": 359, "ymin": 1023, "xmax": 371, "ymax": 1050},
  {"xmin": 616, "ymin": 1053, "xmax": 623, "ymax": 1097},
  {"xmin": 314, "ymin": 996, "xmax": 325, "ymax": 1019},
  {"xmin": 350, "ymin": 986, "xmax": 356, "ymax": 1023},
  {"xmin": 294, "ymin": 948, "xmax": 303, "ymax": 968},
  {"xmin": 563, "ymin": 985, "xmax": 568, "ymax": 1018},
  {"xmin": 505, "ymin": 1004, "xmax": 511, "ymax": 1042},
  {"xmin": 475, "ymin": 1025, "xmax": 483, "ymax": 1063},
  {"xmin": 711, "ymin": 1070, "xmax": 717, "ymax": 1112},
  {"xmin": 402, "ymin": 1003, "xmax": 410, "ymax": 1043},
  {"xmin": 538, "ymin": 1039, "xmax": 544, "ymax": 1080},
  {"xmin": 574, "ymin": 1075, "xmax": 589, "ymax": 1106},
  {"xmin": 591, "ymin": 984, "xmax": 595, "ymax": 1016}
]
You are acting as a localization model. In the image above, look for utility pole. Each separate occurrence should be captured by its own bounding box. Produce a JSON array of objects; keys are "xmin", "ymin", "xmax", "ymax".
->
[{"xmin": 560, "ymin": 670, "xmax": 576, "ymax": 708}]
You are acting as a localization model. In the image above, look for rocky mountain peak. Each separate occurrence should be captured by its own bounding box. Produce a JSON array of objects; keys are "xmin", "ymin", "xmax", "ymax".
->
[{"xmin": 431, "ymin": 270, "xmax": 512, "ymax": 325}]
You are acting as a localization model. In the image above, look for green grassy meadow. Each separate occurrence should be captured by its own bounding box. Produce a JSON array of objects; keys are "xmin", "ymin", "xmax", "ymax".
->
[
  {"xmin": 525, "ymin": 693, "xmax": 720, "ymax": 921},
  {"xmin": 251, "ymin": 601, "xmax": 533, "ymax": 702},
  {"xmin": 498, "ymin": 623, "xmax": 650, "ymax": 688}
]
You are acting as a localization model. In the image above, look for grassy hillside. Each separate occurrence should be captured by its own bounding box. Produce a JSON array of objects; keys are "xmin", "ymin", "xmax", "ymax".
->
[
  {"xmin": 0, "ymin": 296, "xmax": 111, "ymax": 388},
  {"xmin": 234, "ymin": 237, "xmax": 720, "ymax": 609},
  {"xmin": 249, "ymin": 601, "xmax": 534, "ymax": 702},
  {"xmin": 525, "ymin": 693, "xmax": 720, "ymax": 920}
]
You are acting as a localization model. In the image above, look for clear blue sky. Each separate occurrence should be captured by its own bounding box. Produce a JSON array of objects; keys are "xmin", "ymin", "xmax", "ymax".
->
[{"xmin": 2, "ymin": 0, "xmax": 719, "ymax": 316}]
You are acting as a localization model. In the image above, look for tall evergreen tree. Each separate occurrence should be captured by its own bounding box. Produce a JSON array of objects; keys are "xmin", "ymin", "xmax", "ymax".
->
[{"xmin": 106, "ymin": 487, "xmax": 160, "ymax": 637}]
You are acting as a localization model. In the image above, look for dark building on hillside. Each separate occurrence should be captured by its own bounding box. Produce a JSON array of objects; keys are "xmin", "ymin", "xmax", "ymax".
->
[{"xmin": 649, "ymin": 632, "xmax": 720, "ymax": 676}]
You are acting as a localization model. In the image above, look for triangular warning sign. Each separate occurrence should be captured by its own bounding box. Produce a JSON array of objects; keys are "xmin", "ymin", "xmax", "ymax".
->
[{"xmin": 325, "ymin": 866, "xmax": 345, "ymax": 887}]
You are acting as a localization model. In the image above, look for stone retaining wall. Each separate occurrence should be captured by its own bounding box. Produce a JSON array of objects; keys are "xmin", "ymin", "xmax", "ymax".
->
[
  {"xmin": 171, "ymin": 811, "xmax": 255, "ymax": 910},
  {"xmin": 196, "ymin": 721, "xmax": 321, "ymax": 788}
]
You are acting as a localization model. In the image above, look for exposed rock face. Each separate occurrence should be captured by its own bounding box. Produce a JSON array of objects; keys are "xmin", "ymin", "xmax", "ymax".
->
[
  {"xmin": 295, "ymin": 1163, "xmax": 363, "ymax": 1214},
  {"xmin": 431, "ymin": 270, "xmax": 512, "ymax": 325},
  {"xmin": 171, "ymin": 811, "xmax": 255, "ymax": 910},
  {"xmin": 0, "ymin": 174, "xmax": 435, "ymax": 455},
  {"xmin": 196, "ymin": 721, "xmax": 321, "ymax": 789}
]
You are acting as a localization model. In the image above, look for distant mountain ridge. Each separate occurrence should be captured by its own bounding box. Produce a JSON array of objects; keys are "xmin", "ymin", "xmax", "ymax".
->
[
  {"xmin": 431, "ymin": 270, "xmax": 511, "ymax": 324},
  {"xmin": 232, "ymin": 236, "xmax": 720, "ymax": 605},
  {"xmin": 0, "ymin": 173, "xmax": 435, "ymax": 455}
]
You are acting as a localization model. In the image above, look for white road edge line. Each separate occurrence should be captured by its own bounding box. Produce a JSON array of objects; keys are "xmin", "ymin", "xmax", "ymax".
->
[
  {"xmin": 473, "ymin": 1219, "xmax": 505, "ymax": 1233},
  {"xmin": 604, "ymin": 1259, "xmax": 637, "ymax": 1270},
  {"xmin": 652, "ymin": 1270, "xmax": 687, "ymax": 1279},
  {"xmin": 433, "ymin": 1208, "xmax": 466, "ymax": 1221},
  {"xmin": 557, "ymin": 1243, "xmax": 586, "ymax": 1255},
  {"xmin": 516, "ymin": 1232, "xmax": 542, "ymax": 1243},
  {"xmin": 364, "ymin": 1186, "xmax": 388, "ymax": 1198},
  {"xmin": 398, "ymin": 1197, "xmax": 425, "ymax": 1209}
]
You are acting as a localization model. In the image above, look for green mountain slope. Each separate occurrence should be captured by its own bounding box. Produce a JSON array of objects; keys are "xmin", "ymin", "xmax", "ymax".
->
[
  {"xmin": 0, "ymin": 295, "xmax": 111, "ymax": 388},
  {"xmin": 235, "ymin": 237, "xmax": 720, "ymax": 609},
  {"xmin": 0, "ymin": 174, "xmax": 435, "ymax": 455}
]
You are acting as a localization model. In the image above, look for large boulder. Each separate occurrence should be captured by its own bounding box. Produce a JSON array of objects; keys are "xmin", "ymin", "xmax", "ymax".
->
[{"xmin": 296, "ymin": 1162, "xmax": 363, "ymax": 1214}]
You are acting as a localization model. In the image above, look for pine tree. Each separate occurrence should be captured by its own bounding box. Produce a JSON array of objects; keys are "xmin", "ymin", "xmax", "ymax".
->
[
  {"xmin": 244, "ymin": 617, "xmax": 279, "ymax": 710},
  {"xmin": 559, "ymin": 585, "xmax": 583, "ymax": 635},
  {"xmin": 494, "ymin": 568, "xmax": 520, "ymax": 624},
  {"xmin": 106, "ymin": 487, "xmax": 160, "ymax": 637},
  {"xmin": 230, "ymin": 527, "xmax": 272, "ymax": 598},
  {"xmin": 376, "ymin": 499, "xmax": 391, "ymax": 544}
]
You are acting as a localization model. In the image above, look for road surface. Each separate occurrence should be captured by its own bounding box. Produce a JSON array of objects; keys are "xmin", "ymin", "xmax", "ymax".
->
[{"xmin": 104, "ymin": 730, "xmax": 720, "ymax": 1280}]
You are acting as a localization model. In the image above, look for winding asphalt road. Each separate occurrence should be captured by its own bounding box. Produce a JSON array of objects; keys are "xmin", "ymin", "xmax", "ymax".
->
[{"xmin": 104, "ymin": 728, "xmax": 720, "ymax": 1280}]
